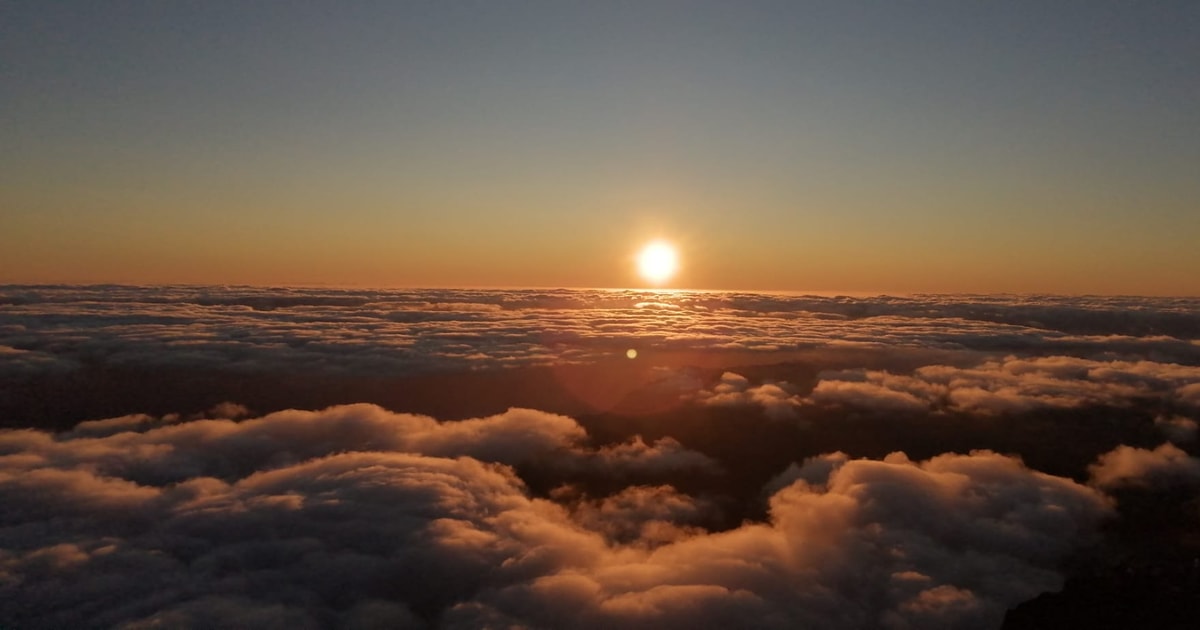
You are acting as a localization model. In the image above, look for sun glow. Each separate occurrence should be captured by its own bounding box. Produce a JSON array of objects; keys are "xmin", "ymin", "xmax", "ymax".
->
[{"xmin": 636, "ymin": 241, "xmax": 679, "ymax": 285}]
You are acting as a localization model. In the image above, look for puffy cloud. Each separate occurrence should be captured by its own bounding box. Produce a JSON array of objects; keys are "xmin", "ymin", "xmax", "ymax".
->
[
  {"xmin": 559, "ymin": 485, "xmax": 715, "ymax": 547},
  {"xmin": 581, "ymin": 436, "xmax": 721, "ymax": 477},
  {"xmin": 463, "ymin": 449, "xmax": 1111, "ymax": 630},
  {"xmin": 0, "ymin": 344, "xmax": 80, "ymax": 377},
  {"xmin": 695, "ymin": 372, "xmax": 804, "ymax": 420},
  {"xmin": 0, "ymin": 404, "xmax": 723, "ymax": 488},
  {"xmin": 802, "ymin": 356, "xmax": 1200, "ymax": 415},
  {"xmin": 806, "ymin": 377, "xmax": 931, "ymax": 413},
  {"xmin": 0, "ymin": 403, "xmax": 1112, "ymax": 629},
  {"xmin": 761, "ymin": 451, "xmax": 850, "ymax": 496},
  {"xmin": 1179, "ymin": 382, "xmax": 1200, "ymax": 406},
  {"xmin": 1088, "ymin": 443, "xmax": 1200, "ymax": 490},
  {"xmin": 1, "ymin": 450, "xmax": 565, "ymax": 628},
  {"xmin": 65, "ymin": 412, "xmax": 174, "ymax": 439},
  {"xmin": 1155, "ymin": 415, "xmax": 1198, "ymax": 443}
]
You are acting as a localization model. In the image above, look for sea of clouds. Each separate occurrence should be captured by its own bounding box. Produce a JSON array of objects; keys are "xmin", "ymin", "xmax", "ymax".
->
[
  {"xmin": 2, "ymin": 285, "xmax": 1199, "ymax": 377},
  {"xmin": 2, "ymin": 286, "xmax": 1199, "ymax": 628},
  {"xmin": 5, "ymin": 402, "xmax": 1173, "ymax": 629}
]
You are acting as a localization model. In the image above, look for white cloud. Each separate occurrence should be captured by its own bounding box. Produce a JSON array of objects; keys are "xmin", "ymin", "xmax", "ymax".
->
[{"xmin": 1088, "ymin": 442, "xmax": 1200, "ymax": 490}]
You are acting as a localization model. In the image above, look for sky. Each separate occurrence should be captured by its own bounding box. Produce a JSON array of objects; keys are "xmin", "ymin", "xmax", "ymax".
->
[{"xmin": 2, "ymin": 1, "xmax": 1198, "ymax": 294}]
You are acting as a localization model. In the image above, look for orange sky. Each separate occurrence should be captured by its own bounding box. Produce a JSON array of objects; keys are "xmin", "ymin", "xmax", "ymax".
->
[{"xmin": 2, "ymin": 4, "xmax": 1198, "ymax": 295}]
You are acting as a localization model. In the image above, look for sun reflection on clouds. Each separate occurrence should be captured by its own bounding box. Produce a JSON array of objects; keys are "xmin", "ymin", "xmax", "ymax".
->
[{"xmin": 1, "ymin": 286, "xmax": 1199, "ymax": 380}]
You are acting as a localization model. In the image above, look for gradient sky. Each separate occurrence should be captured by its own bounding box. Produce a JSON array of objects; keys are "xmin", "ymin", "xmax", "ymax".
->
[{"xmin": 2, "ymin": 1, "xmax": 1197, "ymax": 294}]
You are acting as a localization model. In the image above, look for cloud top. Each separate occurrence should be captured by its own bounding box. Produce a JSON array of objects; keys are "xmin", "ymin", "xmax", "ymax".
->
[
  {"xmin": 1, "ymin": 403, "xmax": 1114, "ymax": 629},
  {"xmin": 2, "ymin": 286, "xmax": 1198, "ymax": 378}
]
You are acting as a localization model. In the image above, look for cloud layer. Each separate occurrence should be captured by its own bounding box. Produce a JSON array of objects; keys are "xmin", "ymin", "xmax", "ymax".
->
[
  {"xmin": 802, "ymin": 355, "xmax": 1200, "ymax": 415},
  {"xmin": 1, "ymin": 403, "xmax": 1115, "ymax": 629},
  {"xmin": 3, "ymin": 286, "xmax": 1198, "ymax": 378},
  {"xmin": 3, "ymin": 286, "xmax": 1198, "ymax": 627}
]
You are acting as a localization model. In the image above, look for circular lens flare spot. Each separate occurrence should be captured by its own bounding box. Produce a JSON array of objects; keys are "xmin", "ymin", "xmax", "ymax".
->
[
  {"xmin": 626, "ymin": 348, "xmax": 638, "ymax": 359},
  {"xmin": 637, "ymin": 241, "xmax": 679, "ymax": 285}
]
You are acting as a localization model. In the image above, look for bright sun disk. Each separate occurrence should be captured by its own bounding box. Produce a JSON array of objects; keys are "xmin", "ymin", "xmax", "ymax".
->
[{"xmin": 636, "ymin": 241, "xmax": 679, "ymax": 285}]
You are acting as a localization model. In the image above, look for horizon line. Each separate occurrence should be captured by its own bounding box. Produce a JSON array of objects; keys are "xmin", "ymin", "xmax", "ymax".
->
[{"xmin": 1, "ymin": 281, "xmax": 1197, "ymax": 300}]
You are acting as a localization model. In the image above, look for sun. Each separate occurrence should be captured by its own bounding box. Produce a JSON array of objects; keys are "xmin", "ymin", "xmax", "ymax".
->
[{"xmin": 636, "ymin": 240, "xmax": 679, "ymax": 285}]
